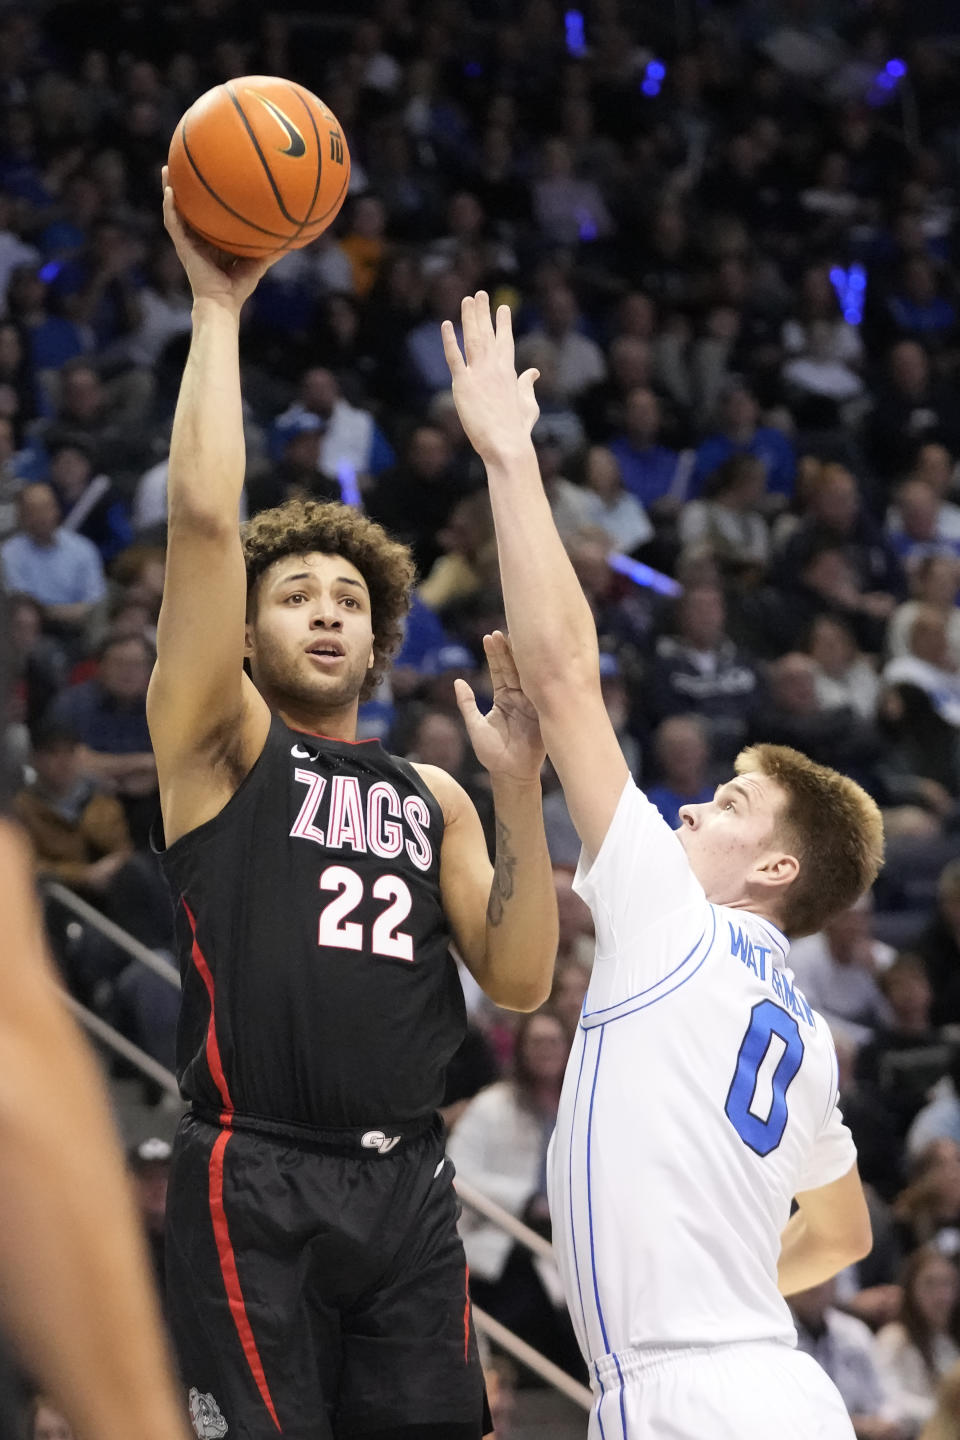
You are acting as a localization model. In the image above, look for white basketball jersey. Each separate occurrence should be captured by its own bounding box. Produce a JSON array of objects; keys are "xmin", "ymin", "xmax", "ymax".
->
[{"xmin": 548, "ymin": 779, "xmax": 856, "ymax": 1372}]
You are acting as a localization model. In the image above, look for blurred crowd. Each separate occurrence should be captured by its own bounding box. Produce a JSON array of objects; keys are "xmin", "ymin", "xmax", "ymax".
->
[{"xmin": 9, "ymin": 0, "xmax": 960, "ymax": 1432}]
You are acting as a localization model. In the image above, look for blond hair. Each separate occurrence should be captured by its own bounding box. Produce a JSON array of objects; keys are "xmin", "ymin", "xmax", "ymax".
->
[{"xmin": 735, "ymin": 743, "xmax": 884, "ymax": 937}]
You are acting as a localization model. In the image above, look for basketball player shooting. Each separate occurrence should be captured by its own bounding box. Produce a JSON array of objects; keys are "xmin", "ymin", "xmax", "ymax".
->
[
  {"xmin": 150, "ymin": 186, "xmax": 558, "ymax": 1440},
  {"xmin": 443, "ymin": 293, "xmax": 883, "ymax": 1440}
]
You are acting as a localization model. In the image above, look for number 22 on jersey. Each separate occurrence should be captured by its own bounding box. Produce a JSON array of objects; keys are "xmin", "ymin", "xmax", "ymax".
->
[{"xmin": 318, "ymin": 865, "xmax": 414, "ymax": 962}]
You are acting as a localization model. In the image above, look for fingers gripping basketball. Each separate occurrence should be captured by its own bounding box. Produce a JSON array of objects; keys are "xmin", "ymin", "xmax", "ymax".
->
[{"xmin": 167, "ymin": 75, "xmax": 350, "ymax": 259}]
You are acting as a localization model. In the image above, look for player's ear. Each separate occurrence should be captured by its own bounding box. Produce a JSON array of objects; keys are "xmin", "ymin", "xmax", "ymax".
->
[
  {"xmin": 754, "ymin": 850, "xmax": 799, "ymax": 892},
  {"xmin": 367, "ymin": 639, "xmax": 375, "ymax": 670}
]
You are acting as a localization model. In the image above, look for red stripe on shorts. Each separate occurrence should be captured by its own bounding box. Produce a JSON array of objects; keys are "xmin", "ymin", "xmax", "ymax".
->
[
  {"xmin": 464, "ymin": 1262, "xmax": 471, "ymax": 1362},
  {"xmin": 208, "ymin": 1129, "xmax": 282, "ymax": 1432}
]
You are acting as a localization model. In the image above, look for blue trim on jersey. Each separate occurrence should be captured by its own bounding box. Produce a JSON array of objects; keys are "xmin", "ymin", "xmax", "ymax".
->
[
  {"xmin": 568, "ymin": 1029, "xmax": 591, "ymax": 1350},
  {"xmin": 580, "ymin": 903, "xmax": 718, "ymax": 1029},
  {"xmin": 614, "ymin": 1352, "xmax": 628, "ymax": 1438},
  {"xmin": 587, "ymin": 1027, "xmax": 611, "ymax": 1353},
  {"xmin": 594, "ymin": 1362, "xmax": 608, "ymax": 1440},
  {"xmin": 582, "ymin": 919, "xmax": 707, "ymax": 1020},
  {"xmin": 823, "ymin": 1027, "xmax": 840, "ymax": 1127}
]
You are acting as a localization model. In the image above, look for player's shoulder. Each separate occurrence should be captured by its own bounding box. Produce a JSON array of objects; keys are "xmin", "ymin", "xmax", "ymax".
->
[{"xmin": 407, "ymin": 762, "xmax": 466, "ymax": 821}]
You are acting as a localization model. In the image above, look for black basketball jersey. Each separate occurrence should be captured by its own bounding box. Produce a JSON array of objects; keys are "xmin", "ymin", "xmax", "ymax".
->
[{"xmin": 158, "ymin": 714, "xmax": 467, "ymax": 1130}]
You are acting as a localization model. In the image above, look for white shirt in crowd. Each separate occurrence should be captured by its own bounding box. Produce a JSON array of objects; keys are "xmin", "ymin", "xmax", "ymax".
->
[
  {"xmin": 883, "ymin": 653, "xmax": 960, "ymax": 728},
  {"xmin": 874, "ymin": 1322, "xmax": 959, "ymax": 1434},
  {"xmin": 447, "ymin": 1081, "xmax": 562, "ymax": 1304}
]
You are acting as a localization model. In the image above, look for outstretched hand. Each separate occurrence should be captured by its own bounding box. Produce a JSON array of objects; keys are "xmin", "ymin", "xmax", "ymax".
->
[
  {"xmin": 161, "ymin": 165, "xmax": 279, "ymax": 314},
  {"xmin": 441, "ymin": 291, "xmax": 540, "ymax": 464},
  {"xmin": 454, "ymin": 630, "xmax": 544, "ymax": 784}
]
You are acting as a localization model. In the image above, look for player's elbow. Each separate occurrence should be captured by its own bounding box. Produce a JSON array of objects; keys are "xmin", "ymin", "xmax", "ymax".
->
[
  {"xmin": 481, "ymin": 971, "xmax": 553, "ymax": 1013},
  {"xmin": 523, "ymin": 658, "xmax": 601, "ymax": 721},
  {"xmin": 844, "ymin": 1211, "xmax": 874, "ymax": 1265}
]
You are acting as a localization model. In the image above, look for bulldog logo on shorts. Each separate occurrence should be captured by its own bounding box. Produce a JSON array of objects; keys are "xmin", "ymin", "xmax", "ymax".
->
[{"xmin": 189, "ymin": 1387, "xmax": 228, "ymax": 1439}]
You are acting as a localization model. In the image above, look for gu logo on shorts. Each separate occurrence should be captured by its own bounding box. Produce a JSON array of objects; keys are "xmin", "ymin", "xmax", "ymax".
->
[
  {"xmin": 188, "ymin": 1388, "xmax": 228, "ymax": 1439},
  {"xmin": 361, "ymin": 1129, "xmax": 401, "ymax": 1155}
]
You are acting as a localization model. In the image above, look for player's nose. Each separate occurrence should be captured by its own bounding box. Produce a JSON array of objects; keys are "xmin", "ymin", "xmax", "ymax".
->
[
  {"xmin": 310, "ymin": 603, "xmax": 342, "ymax": 629},
  {"xmin": 678, "ymin": 805, "xmax": 699, "ymax": 830}
]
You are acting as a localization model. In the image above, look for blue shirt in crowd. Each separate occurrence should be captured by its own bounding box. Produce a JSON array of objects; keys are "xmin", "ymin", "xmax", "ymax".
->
[{"xmin": 1, "ymin": 528, "xmax": 106, "ymax": 606}]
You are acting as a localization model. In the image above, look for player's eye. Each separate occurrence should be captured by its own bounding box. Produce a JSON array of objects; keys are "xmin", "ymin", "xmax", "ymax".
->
[
  {"xmin": 286, "ymin": 593, "xmax": 307, "ymax": 604},
  {"xmin": 341, "ymin": 595, "xmax": 359, "ymax": 608}
]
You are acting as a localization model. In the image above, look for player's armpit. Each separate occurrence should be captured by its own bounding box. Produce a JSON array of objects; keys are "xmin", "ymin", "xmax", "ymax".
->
[
  {"xmin": 778, "ymin": 1163, "xmax": 872, "ymax": 1297},
  {"xmin": 148, "ymin": 668, "xmax": 270, "ymax": 844},
  {"xmin": 537, "ymin": 682, "xmax": 631, "ymax": 864}
]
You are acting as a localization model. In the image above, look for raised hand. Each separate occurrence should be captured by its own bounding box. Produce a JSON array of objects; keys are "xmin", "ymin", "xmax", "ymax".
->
[
  {"xmin": 441, "ymin": 291, "xmax": 540, "ymax": 465},
  {"xmin": 454, "ymin": 630, "xmax": 544, "ymax": 784},
  {"xmin": 161, "ymin": 164, "xmax": 279, "ymax": 314}
]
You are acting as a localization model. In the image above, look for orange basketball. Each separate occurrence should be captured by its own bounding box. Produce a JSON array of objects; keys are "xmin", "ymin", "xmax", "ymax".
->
[{"xmin": 167, "ymin": 76, "xmax": 351, "ymax": 259}]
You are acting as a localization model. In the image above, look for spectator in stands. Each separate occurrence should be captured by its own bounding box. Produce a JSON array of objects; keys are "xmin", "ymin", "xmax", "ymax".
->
[
  {"xmin": 691, "ymin": 380, "xmax": 796, "ymax": 502},
  {"xmin": 808, "ymin": 614, "xmax": 881, "ymax": 722},
  {"xmin": 919, "ymin": 1358, "xmax": 960, "ymax": 1439},
  {"xmin": 123, "ymin": 239, "xmax": 192, "ymax": 370},
  {"xmin": 791, "ymin": 1279, "xmax": 905, "ymax": 1440},
  {"xmin": 6, "ymin": 263, "xmax": 87, "ymax": 379},
  {"xmin": 513, "ymin": 340, "xmax": 586, "ymax": 460},
  {"xmin": 14, "ymin": 723, "xmax": 132, "ymax": 898},
  {"xmin": 607, "ymin": 386, "xmax": 687, "ymax": 516},
  {"xmin": 532, "ymin": 136, "xmax": 613, "ymax": 248},
  {"xmin": 366, "ymin": 424, "xmax": 473, "ymax": 577},
  {"xmin": 855, "ymin": 957, "xmax": 950, "ymax": 1145},
  {"xmin": 888, "ymin": 480, "xmax": 960, "ymax": 566},
  {"xmin": 779, "ymin": 463, "xmax": 906, "ymax": 630},
  {"xmin": 916, "ymin": 863, "xmax": 960, "ymax": 1027},
  {"xmin": 650, "ymin": 582, "xmax": 762, "ymax": 762},
  {"xmin": 7, "ymin": 590, "xmax": 67, "ymax": 733},
  {"xmin": 580, "ymin": 334, "xmax": 656, "ymax": 443},
  {"xmin": 885, "ymin": 611, "xmax": 960, "ymax": 730},
  {"xmin": 889, "ymin": 556, "xmax": 960, "ymax": 668},
  {"xmin": 270, "ymin": 366, "xmax": 394, "ymax": 488},
  {"xmin": 885, "ymin": 258, "xmax": 958, "ymax": 350},
  {"xmin": 788, "ymin": 902, "xmax": 896, "ymax": 1048},
  {"xmin": 39, "ymin": 357, "xmax": 153, "ymax": 481},
  {"xmin": 405, "ymin": 270, "xmax": 465, "ymax": 398},
  {"xmin": 645, "ymin": 714, "xmax": 714, "ymax": 831},
  {"xmin": 49, "ymin": 218, "xmax": 145, "ymax": 357},
  {"xmin": 44, "ymin": 633, "xmax": 156, "ymax": 845},
  {"xmin": 876, "ymin": 1247, "xmax": 960, "ymax": 1436},
  {"xmin": 0, "ymin": 480, "xmax": 106, "ymax": 638},
  {"xmin": 418, "ymin": 489, "xmax": 497, "ymax": 611},
  {"xmin": 678, "ymin": 453, "xmax": 771, "ymax": 580},
  {"xmin": 867, "ymin": 342, "xmax": 960, "ymax": 484},
  {"xmin": 895, "ymin": 1139, "xmax": 960, "ymax": 1254},
  {"xmin": 48, "ymin": 439, "xmax": 132, "ymax": 565},
  {"xmin": 447, "ymin": 1008, "xmax": 584, "ymax": 1378},
  {"xmin": 522, "ymin": 284, "xmax": 606, "ymax": 401},
  {"xmin": 566, "ymin": 445, "xmax": 653, "ymax": 555}
]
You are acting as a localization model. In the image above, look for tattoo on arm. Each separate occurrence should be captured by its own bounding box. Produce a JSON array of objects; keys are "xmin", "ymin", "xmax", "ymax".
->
[{"xmin": 487, "ymin": 817, "xmax": 517, "ymax": 927}]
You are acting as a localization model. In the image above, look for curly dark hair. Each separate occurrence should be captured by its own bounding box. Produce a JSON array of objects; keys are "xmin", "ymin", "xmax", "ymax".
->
[{"xmin": 242, "ymin": 498, "xmax": 416, "ymax": 703}]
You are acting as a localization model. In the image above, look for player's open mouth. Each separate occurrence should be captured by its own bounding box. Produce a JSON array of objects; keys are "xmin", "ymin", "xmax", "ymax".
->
[{"xmin": 306, "ymin": 642, "xmax": 345, "ymax": 664}]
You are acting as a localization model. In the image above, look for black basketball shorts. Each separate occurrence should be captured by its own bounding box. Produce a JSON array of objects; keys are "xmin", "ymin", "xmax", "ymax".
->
[{"xmin": 166, "ymin": 1111, "xmax": 490, "ymax": 1440}]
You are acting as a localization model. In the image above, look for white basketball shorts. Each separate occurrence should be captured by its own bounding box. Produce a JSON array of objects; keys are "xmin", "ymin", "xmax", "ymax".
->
[{"xmin": 588, "ymin": 1339, "xmax": 854, "ymax": 1440}]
